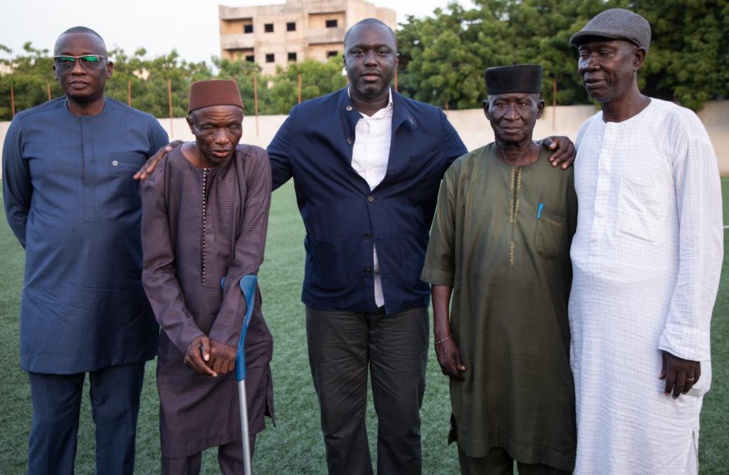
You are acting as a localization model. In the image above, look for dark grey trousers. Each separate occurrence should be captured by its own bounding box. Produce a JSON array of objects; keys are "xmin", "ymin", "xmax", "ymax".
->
[{"xmin": 306, "ymin": 306, "xmax": 429, "ymax": 475}]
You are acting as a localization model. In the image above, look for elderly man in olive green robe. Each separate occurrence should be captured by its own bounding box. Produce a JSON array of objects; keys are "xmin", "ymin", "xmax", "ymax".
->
[{"xmin": 421, "ymin": 64, "xmax": 577, "ymax": 475}]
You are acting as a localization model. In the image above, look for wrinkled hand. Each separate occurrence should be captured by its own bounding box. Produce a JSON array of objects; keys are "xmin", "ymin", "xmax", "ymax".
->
[
  {"xmin": 435, "ymin": 337, "xmax": 467, "ymax": 380},
  {"xmin": 660, "ymin": 350, "xmax": 701, "ymax": 399},
  {"xmin": 208, "ymin": 340, "xmax": 237, "ymax": 375},
  {"xmin": 542, "ymin": 136, "xmax": 576, "ymax": 169},
  {"xmin": 184, "ymin": 335, "xmax": 217, "ymax": 377},
  {"xmin": 133, "ymin": 140, "xmax": 183, "ymax": 180}
]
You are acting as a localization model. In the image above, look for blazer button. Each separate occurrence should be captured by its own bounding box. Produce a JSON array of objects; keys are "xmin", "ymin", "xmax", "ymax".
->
[
  {"xmin": 346, "ymin": 105, "xmax": 353, "ymax": 111},
  {"xmin": 364, "ymin": 267, "xmax": 372, "ymax": 274},
  {"xmin": 363, "ymin": 233, "xmax": 372, "ymax": 239},
  {"xmin": 367, "ymin": 196, "xmax": 374, "ymax": 202},
  {"xmin": 347, "ymin": 137, "xmax": 353, "ymax": 145}
]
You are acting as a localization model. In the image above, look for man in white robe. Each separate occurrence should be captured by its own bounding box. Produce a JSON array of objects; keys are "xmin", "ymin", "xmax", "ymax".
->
[{"xmin": 568, "ymin": 8, "xmax": 723, "ymax": 474}]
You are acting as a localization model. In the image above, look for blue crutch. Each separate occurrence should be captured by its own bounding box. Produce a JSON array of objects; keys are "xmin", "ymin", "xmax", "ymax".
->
[
  {"xmin": 237, "ymin": 274, "xmax": 257, "ymax": 475},
  {"xmin": 221, "ymin": 274, "xmax": 257, "ymax": 475}
]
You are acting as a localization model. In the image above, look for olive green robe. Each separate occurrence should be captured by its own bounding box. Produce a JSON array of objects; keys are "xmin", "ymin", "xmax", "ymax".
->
[{"xmin": 421, "ymin": 144, "xmax": 577, "ymax": 470}]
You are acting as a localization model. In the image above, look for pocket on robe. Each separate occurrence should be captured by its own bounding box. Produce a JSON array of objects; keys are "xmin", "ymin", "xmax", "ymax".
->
[
  {"xmin": 535, "ymin": 211, "xmax": 567, "ymax": 259},
  {"xmin": 617, "ymin": 177, "xmax": 667, "ymax": 245},
  {"xmin": 109, "ymin": 151, "xmax": 147, "ymax": 196}
]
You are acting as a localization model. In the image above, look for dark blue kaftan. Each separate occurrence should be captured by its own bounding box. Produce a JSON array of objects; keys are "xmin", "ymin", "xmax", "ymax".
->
[{"xmin": 3, "ymin": 97, "xmax": 169, "ymax": 373}]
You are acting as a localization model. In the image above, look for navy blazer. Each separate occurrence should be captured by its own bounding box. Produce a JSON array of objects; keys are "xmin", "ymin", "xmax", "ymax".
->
[{"xmin": 268, "ymin": 88, "xmax": 467, "ymax": 313}]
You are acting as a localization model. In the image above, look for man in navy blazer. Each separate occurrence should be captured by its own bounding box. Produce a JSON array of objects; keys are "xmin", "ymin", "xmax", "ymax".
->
[{"xmin": 268, "ymin": 18, "xmax": 573, "ymax": 475}]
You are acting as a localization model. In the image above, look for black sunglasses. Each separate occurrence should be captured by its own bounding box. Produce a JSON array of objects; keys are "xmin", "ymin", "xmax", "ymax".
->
[{"xmin": 53, "ymin": 55, "xmax": 107, "ymax": 70}]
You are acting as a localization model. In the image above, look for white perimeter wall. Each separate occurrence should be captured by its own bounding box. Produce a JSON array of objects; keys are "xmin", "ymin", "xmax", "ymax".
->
[{"xmin": 1, "ymin": 101, "xmax": 728, "ymax": 176}]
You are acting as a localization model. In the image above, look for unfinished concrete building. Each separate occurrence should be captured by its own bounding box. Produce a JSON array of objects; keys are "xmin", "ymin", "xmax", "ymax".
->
[{"xmin": 219, "ymin": 0, "xmax": 397, "ymax": 74}]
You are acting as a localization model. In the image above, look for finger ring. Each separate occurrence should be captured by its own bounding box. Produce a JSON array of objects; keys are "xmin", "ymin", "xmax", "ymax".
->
[{"xmin": 686, "ymin": 378, "xmax": 695, "ymax": 382}]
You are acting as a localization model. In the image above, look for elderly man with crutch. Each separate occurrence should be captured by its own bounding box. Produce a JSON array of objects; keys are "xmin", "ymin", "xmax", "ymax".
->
[{"xmin": 140, "ymin": 79, "xmax": 274, "ymax": 475}]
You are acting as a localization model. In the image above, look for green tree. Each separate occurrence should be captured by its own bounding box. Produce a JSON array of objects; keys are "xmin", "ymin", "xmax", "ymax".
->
[
  {"xmin": 213, "ymin": 56, "xmax": 269, "ymax": 115},
  {"xmin": 637, "ymin": 0, "xmax": 729, "ymax": 109},
  {"xmin": 2, "ymin": 1, "xmax": 726, "ymax": 121},
  {"xmin": 0, "ymin": 44, "xmax": 220, "ymax": 120},
  {"xmin": 116, "ymin": 49, "xmax": 212, "ymax": 118},
  {"xmin": 398, "ymin": 3, "xmax": 504, "ymax": 109},
  {"xmin": 267, "ymin": 58, "xmax": 347, "ymax": 114},
  {"xmin": 396, "ymin": 0, "xmax": 725, "ymax": 111},
  {"xmin": 0, "ymin": 42, "xmax": 60, "ymax": 119},
  {"xmin": 397, "ymin": 0, "xmax": 593, "ymax": 110}
]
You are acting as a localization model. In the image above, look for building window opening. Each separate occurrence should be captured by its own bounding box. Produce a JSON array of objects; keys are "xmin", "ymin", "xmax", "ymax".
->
[
  {"xmin": 287, "ymin": 22, "xmax": 296, "ymax": 32},
  {"xmin": 265, "ymin": 23, "xmax": 274, "ymax": 33},
  {"xmin": 325, "ymin": 19, "xmax": 338, "ymax": 28}
]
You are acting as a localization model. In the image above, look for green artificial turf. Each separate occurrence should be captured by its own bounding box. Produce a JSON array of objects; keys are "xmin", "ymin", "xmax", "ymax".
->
[{"xmin": 0, "ymin": 179, "xmax": 727, "ymax": 474}]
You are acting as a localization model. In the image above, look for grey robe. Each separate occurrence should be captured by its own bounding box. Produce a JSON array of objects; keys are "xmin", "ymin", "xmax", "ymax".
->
[{"xmin": 141, "ymin": 145, "xmax": 273, "ymax": 458}]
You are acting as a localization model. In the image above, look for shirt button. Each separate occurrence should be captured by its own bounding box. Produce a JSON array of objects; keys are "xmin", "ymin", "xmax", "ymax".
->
[
  {"xmin": 112, "ymin": 160, "xmax": 119, "ymax": 166},
  {"xmin": 346, "ymin": 105, "xmax": 353, "ymax": 111},
  {"xmin": 367, "ymin": 196, "xmax": 374, "ymax": 202}
]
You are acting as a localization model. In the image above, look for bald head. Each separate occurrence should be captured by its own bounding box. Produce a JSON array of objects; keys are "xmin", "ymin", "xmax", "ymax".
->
[
  {"xmin": 344, "ymin": 18, "xmax": 397, "ymax": 53},
  {"xmin": 54, "ymin": 26, "xmax": 107, "ymax": 56}
]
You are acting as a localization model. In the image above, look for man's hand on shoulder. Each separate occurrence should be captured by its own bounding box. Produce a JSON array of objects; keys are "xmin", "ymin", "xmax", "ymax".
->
[
  {"xmin": 134, "ymin": 140, "xmax": 183, "ymax": 180},
  {"xmin": 541, "ymin": 136, "xmax": 576, "ymax": 169}
]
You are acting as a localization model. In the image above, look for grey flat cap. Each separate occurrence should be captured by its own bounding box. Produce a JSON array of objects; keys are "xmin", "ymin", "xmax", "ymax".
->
[{"xmin": 570, "ymin": 8, "xmax": 651, "ymax": 52}]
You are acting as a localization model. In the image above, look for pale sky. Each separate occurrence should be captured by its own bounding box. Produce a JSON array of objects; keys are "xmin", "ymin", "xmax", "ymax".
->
[{"xmin": 0, "ymin": 0, "xmax": 472, "ymax": 63}]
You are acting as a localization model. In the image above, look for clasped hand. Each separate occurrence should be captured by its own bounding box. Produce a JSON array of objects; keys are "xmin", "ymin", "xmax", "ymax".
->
[{"xmin": 184, "ymin": 335, "xmax": 237, "ymax": 377}]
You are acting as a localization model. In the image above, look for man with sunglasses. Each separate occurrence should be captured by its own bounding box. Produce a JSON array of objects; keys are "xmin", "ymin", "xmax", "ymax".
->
[{"xmin": 3, "ymin": 26, "xmax": 168, "ymax": 474}]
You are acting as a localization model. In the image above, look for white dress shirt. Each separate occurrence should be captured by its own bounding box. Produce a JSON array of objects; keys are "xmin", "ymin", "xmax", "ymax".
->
[{"xmin": 350, "ymin": 88, "xmax": 393, "ymax": 307}]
